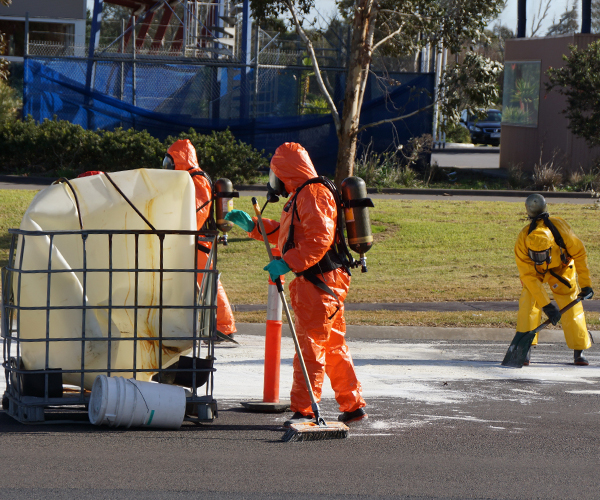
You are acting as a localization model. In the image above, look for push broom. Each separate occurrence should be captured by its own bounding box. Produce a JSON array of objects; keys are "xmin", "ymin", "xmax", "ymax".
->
[{"xmin": 251, "ymin": 197, "xmax": 349, "ymax": 442}]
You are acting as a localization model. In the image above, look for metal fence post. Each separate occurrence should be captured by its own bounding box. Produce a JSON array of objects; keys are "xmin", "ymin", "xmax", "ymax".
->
[{"xmin": 22, "ymin": 12, "xmax": 29, "ymax": 119}]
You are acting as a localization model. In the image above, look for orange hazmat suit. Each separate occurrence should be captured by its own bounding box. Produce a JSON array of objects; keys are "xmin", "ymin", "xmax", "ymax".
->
[
  {"xmin": 167, "ymin": 139, "xmax": 236, "ymax": 336},
  {"xmin": 515, "ymin": 216, "xmax": 591, "ymax": 350},
  {"xmin": 248, "ymin": 142, "xmax": 366, "ymax": 416}
]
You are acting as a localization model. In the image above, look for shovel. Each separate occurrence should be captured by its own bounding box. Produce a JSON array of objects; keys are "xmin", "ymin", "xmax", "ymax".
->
[{"xmin": 501, "ymin": 292, "xmax": 593, "ymax": 368}]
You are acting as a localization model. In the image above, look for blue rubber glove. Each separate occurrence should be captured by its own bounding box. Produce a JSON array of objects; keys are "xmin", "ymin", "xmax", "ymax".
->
[
  {"xmin": 224, "ymin": 210, "xmax": 255, "ymax": 232},
  {"xmin": 264, "ymin": 259, "xmax": 291, "ymax": 281}
]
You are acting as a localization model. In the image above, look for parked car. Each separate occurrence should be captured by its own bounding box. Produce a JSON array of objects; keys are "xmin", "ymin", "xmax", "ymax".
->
[{"xmin": 459, "ymin": 109, "xmax": 502, "ymax": 146}]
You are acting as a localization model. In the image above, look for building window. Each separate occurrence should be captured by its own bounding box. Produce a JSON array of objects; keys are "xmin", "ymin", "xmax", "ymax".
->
[
  {"xmin": 0, "ymin": 20, "xmax": 75, "ymax": 57},
  {"xmin": 502, "ymin": 61, "xmax": 541, "ymax": 127}
]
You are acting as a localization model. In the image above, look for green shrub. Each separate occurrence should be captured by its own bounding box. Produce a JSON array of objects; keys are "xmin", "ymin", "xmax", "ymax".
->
[
  {"xmin": 0, "ymin": 79, "xmax": 20, "ymax": 124},
  {"xmin": 355, "ymin": 146, "xmax": 421, "ymax": 189},
  {"xmin": 165, "ymin": 128, "xmax": 268, "ymax": 183},
  {"xmin": 96, "ymin": 128, "xmax": 163, "ymax": 174},
  {"xmin": 567, "ymin": 164, "xmax": 600, "ymax": 192},
  {"xmin": 507, "ymin": 162, "xmax": 528, "ymax": 189},
  {"xmin": 0, "ymin": 116, "xmax": 96, "ymax": 176},
  {"xmin": 0, "ymin": 117, "xmax": 268, "ymax": 182},
  {"xmin": 444, "ymin": 122, "xmax": 471, "ymax": 143}
]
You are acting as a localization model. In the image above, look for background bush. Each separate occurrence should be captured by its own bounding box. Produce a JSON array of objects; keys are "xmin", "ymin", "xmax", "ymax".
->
[
  {"xmin": 444, "ymin": 122, "xmax": 471, "ymax": 143},
  {"xmin": 0, "ymin": 79, "xmax": 20, "ymax": 124},
  {"xmin": 0, "ymin": 117, "xmax": 268, "ymax": 183},
  {"xmin": 165, "ymin": 128, "xmax": 267, "ymax": 183}
]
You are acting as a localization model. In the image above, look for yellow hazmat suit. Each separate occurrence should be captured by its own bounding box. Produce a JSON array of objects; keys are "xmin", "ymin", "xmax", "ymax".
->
[{"xmin": 515, "ymin": 216, "xmax": 592, "ymax": 350}]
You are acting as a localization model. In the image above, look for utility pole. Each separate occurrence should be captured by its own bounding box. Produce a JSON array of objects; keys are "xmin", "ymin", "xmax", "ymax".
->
[{"xmin": 517, "ymin": 0, "xmax": 526, "ymax": 38}]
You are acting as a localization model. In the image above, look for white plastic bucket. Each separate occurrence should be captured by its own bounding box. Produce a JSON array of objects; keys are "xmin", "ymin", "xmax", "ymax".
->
[{"xmin": 88, "ymin": 375, "xmax": 186, "ymax": 429}]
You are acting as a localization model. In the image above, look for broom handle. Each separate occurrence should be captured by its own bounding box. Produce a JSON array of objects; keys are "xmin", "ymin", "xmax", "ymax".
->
[{"xmin": 251, "ymin": 198, "xmax": 323, "ymax": 421}]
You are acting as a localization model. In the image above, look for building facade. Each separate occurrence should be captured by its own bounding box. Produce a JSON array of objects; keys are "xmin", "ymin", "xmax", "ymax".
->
[
  {"xmin": 500, "ymin": 34, "xmax": 600, "ymax": 173},
  {"xmin": 0, "ymin": 0, "xmax": 86, "ymax": 60}
]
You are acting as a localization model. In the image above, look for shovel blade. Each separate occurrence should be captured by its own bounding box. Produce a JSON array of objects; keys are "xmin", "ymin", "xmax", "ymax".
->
[{"xmin": 501, "ymin": 331, "xmax": 536, "ymax": 368}]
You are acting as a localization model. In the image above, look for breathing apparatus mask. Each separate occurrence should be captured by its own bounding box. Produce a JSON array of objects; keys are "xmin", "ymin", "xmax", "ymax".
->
[
  {"xmin": 266, "ymin": 170, "xmax": 288, "ymax": 203},
  {"xmin": 162, "ymin": 154, "xmax": 175, "ymax": 170},
  {"xmin": 526, "ymin": 225, "xmax": 555, "ymax": 273},
  {"xmin": 528, "ymin": 248, "xmax": 551, "ymax": 266}
]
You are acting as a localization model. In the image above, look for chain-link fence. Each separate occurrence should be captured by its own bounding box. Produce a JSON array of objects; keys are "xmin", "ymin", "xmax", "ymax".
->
[{"xmin": 23, "ymin": 9, "xmax": 434, "ymax": 175}]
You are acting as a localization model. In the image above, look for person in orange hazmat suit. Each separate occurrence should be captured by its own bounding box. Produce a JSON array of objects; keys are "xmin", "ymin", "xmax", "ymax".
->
[
  {"xmin": 164, "ymin": 139, "xmax": 236, "ymax": 341},
  {"xmin": 515, "ymin": 194, "xmax": 593, "ymax": 366},
  {"xmin": 225, "ymin": 142, "xmax": 367, "ymax": 425}
]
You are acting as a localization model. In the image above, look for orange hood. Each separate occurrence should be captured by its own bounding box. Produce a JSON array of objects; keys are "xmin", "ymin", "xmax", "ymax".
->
[
  {"xmin": 270, "ymin": 143, "xmax": 317, "ymax": 193},
  {"xmin": 167, "ymin": 139, "xmax": 200, "ymax": 171}
]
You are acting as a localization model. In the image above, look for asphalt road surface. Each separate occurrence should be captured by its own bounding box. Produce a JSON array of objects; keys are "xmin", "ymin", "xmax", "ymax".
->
[
  {"xmin": 432, "ymin": 145, "xmax": 500, "ymax": 170},
  {"xmin": 2, "ymin": 336, "xmax": 600, "ymax": 500}
]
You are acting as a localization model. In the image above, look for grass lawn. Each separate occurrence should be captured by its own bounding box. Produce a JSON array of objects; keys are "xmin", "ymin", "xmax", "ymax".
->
[{"xmin": 2, "ymin": 190, "xmax": 599, "ymax": 328}]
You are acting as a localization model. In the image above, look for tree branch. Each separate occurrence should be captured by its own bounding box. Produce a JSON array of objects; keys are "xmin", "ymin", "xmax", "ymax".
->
[
  {"xmin": 285, "ymin": 0, "xmax": 341, "ymax": 132},
  {"xmin": 357, "ymin": 102, "xmax": 434, "ymax": 133},
  {"xmin": 530, "ymin": 0, "xmax": 552, "ymax": 37},
  {"xmin": 372, "ymin": 23, "xmax": 406, "ymax": 52},
  {"xmin": 355, "ymin": 1, "xmax": 379, "ymax": 114}
]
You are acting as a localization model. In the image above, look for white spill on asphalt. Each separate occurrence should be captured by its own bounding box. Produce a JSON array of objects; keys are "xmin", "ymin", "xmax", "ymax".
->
[
  {"xmin": 209, "ymin": 334, "xmax": 600, "ymax": 402},
  {"xmin": 3, "ymin": 328, "xmax": 600, "ymax": 434}
]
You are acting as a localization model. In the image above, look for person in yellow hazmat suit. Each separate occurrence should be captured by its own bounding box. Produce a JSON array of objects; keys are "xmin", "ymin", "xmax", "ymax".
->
[{"xmin": 515, "ymin": 194, "xmax": 593, "ymax": 365}]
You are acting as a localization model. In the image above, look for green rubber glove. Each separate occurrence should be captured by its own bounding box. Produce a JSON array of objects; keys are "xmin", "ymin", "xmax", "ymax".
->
[
  {"xmin": 224, "ymin": 210, "xmax": 255, "ymax": 232},
  {"xmin": 264, "ymin": 259, "xmax": 291, "ymax": 281}
]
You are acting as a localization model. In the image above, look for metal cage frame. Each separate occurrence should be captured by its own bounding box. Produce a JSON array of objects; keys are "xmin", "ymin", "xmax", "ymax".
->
[{"xmin": 1, "ymin": 227, "xmax": 220, "ymax": 425}]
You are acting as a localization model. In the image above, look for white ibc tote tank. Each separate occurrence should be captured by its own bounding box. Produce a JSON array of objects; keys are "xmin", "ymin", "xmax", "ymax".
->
[{"xmin": 14, "ymin": 169, "xmax": 200, "ymax": 389}]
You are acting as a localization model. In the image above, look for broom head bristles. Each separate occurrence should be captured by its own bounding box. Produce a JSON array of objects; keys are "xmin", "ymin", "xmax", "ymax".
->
[{"xmin": 282, "ymin": 421, "xmax": 349, "ymax": 442}]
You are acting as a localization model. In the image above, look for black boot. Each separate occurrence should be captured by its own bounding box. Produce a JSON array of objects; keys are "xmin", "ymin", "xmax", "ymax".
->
[
  {"xmin": 574, "ymin": 350, "xmax": 589, "ymax": 366},
  {"xmin": 338, "ymin": 407, "xmax": 368, "ymax": 423},
  {"xmin": 523, "ymin": 347, "xmax": 532, "ymax": 366},
  {"xmin": 283, "ymin": 412, "xmax": 313, "ymax": 428}
]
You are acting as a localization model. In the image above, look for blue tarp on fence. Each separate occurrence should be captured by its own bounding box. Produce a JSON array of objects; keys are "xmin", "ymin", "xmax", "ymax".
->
[{"xmin": 24, "ymin": 57, "xmax": 434, "ymax": 175}]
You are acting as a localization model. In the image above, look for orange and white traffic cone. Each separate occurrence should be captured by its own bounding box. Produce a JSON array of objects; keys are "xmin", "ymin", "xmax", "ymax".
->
[{"xmin": 241, "ymin": 249, "xmax": 290, "ymax": 413}]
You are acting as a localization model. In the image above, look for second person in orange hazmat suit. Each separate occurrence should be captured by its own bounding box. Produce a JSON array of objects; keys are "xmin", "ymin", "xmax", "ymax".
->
[
  {"xmin": 225, "ymin": 142, "xmax": 367, "ymax": 426},
  {"xmin": 164, "ymin": 139, "xmax": 237, "ymax": 341}
]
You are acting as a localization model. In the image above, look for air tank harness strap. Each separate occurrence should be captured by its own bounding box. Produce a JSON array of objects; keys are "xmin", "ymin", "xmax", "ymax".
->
[
  {"xmin": 197, "ymin": 239, "xmax": 211, "ymax": 254},
  {"xmin": 342, "ymin": 198, "xmax": 375, "ymax": 209},
  {"xmin": 295, "ymin": 266, "xmax": 342, "ymax": 321},
  {"xmin": 282, "ymin": 176, "xmax": 355, "ymax": 320},
  {"xmin": 189, "ymin": 168, "xmax": 213, "ymax": 184},
  {"xmin": 214, "ymin": 191, "xmax": 240, "ymax": 199},
  {"xmin": 256, "ymin": 224, "xmax": 280, "ymax": 237},
  {"xmin": 189, "ymin": 170, "xmax": 213, "ymax": 212}
]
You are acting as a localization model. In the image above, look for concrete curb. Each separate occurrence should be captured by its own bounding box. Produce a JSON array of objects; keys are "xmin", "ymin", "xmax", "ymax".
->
[
  {"xmin": 0, "ymin": 175, "xmax": 55, "ymax": 185},
  {"xmin": 236, "ymin": 322, "xmax": 569, "ymax": 342},
  {"xmin": 370, "ymin": 187, "xmax": 597, "ymax": 198},
  {"xmin": 233, "ymin": 300, "xmax": 600, "ymax": 313},
  {"xmin": 433, "ymin": 146, "xmax": 499, "ymax": 153},
  {"xmin": 1, "ymin": 175, "xmax": 597, "ymax": 199},
  {"xmin": 237, "ymin": 185, "xmax": 596, "ymax": 199}
]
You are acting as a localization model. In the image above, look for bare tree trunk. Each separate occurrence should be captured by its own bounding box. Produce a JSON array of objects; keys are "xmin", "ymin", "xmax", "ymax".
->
[{"xmin": 334, "ymin": 0, "xmax": 378, "ymax": 186}]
